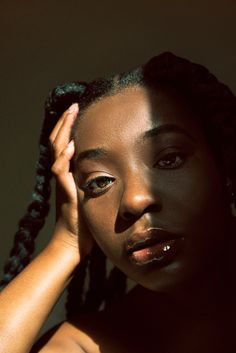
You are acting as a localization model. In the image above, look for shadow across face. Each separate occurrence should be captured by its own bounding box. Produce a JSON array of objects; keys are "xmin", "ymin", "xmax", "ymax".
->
[{"xmin": 72, "ymin": 84, "xmax": 231, "ymax": 292}]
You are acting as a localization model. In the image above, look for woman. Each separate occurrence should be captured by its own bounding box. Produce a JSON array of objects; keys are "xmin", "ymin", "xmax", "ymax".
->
[{"xmin": 0, "ymin": 52, "xmax": 236, "ymax": 353}]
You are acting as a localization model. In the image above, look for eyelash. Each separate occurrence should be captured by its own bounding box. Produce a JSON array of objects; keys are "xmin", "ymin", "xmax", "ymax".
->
[
  {"xmin": 156, "ymin": 151, "xmax": 187, "ymax": 169},
  {"xmin": 81, "ymin": 152, "xmax": 186, "ymax": 197},
  {"xmin": 81, "ymin": 176, "xmax": 115, "ymax": 197}
]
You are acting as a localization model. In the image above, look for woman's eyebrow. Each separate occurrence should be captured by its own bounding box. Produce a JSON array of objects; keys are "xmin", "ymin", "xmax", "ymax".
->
[
  {"xmin": 75, "ymin": 125, "xmax": 195, "ymax": 164},
  {"xmin": 141, "ymin": 123, "xmax": 196, "ymax": 142},
  {"xmin": 75, "ymin": 147, "xmax": 108, "ymax": 164}
]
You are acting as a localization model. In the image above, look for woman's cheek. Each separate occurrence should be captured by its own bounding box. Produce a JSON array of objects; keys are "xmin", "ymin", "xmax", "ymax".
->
[{"xmin": 80, "ymin": 195, "xmax": 121, "ymax": 255}]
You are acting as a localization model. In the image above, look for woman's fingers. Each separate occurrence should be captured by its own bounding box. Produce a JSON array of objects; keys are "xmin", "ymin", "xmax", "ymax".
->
[
  {"xmin": 51, "ymin": 141, "xmax": 77, "ymax": 201},
  {"xmin": 51, "ymin": 140, "xmax": 75, "ymax": 175},
  {"xmin": 49, "ymin": 103, "xmax": 79, "ymax": 159},
  {"xmin": 53, "ymin": 104, "xmax": 79, "ymax": 158},
  {"xmin": 50, "ymin": 104, "xmax": 79, "ymax": 202},
  {"xmin": 49, "ymin": 104, "xmax": 94, "ymax": 252},
  {"xmin": 49, "ymin": 103, "xmax": 78, "ymax": 142}
]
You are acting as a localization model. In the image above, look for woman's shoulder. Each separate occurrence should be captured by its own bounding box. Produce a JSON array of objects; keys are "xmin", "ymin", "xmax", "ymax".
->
[
  {"xmin": 31, "ymin": 285, "xmax": 148, "ymax": 353},
  {"xmin": 30, "ymin": 318, "xmax": 101, "ymax": 353},
  {"xmin": 30, "ymin": 290, "xmax": 140, "ymax": 353}
]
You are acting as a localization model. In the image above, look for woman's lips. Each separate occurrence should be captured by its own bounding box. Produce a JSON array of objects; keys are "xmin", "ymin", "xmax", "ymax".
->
[{"xmin": 126, "ymin": 228, "xmax": 184, "ymax": 266}]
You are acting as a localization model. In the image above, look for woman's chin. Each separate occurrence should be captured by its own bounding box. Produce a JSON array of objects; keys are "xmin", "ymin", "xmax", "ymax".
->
[{"xmin": 129, "ymin": 258, "xmax": 202, "ymax": 293}]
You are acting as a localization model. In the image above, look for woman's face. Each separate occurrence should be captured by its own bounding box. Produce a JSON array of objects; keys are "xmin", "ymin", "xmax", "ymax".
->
[{"xmin": 73, "ymin": 85, "xmax": 230, "ymax": 292}]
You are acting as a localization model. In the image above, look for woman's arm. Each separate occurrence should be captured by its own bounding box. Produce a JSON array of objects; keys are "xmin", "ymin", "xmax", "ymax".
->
[
  {"xmin": 0, "ymin": 104, "xmax": 93, "ymax": 353},
  {"xmin": 0, "ymin": 235, "xmax": 80, "ymax": 353}
]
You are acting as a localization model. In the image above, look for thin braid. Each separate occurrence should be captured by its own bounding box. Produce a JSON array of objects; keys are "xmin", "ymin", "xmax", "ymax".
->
[
  {"xmin": 104, "ymin": 266, "xmax": 127, "ymax": 307},
  {"xmin": 0, "ymin": 137, "xmax": 52, "ymax": 290},
  {"xmin": 0, "ymin": 81, "xmax": 87, "ymax": 290},
  {"xmin": 65, "ymin": 256, "xmax": 89, "ymax": 320},
  {"xmin": 82, "ymin": 244, "xmax": 107, "ymax": 313}
]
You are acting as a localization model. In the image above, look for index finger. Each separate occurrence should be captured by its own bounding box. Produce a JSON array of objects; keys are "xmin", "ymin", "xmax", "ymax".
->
[
  {"xmin": 50, "ymin": 103, "xmax": 79, "ymax": 159},
  {"xmin": 49, "ymin": 103, "xmax": 79, "ymax": 144}
]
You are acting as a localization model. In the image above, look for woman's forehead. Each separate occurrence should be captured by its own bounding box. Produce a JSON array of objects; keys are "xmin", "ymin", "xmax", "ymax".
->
[
  {"xmin": 74, "ymin": 85, "xmax": 204, "ymax": 148},
  {"xmin": 80, "ymin": 85, "xmax": 151, "ymax": 120}
]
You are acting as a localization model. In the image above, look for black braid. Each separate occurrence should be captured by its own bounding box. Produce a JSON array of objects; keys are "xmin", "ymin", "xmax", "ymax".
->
[
  {"xmin": 0, "ymin": 134, "xmax": 52, "ymax": 290},
  {"xmin": 0, "ymin": 81, "xmax": 87, "ymax": 291},
  {"xmin": 65, "ymin": 255, "xmax": 89, "ymax": 321},
  {"xmin": 82, "ymin": 244, "xmax": 107, "ymax": 313},
  {"xmin": 104, "ymin": 266, "xmax": 127, "ymax": 307},
  {"xmin": 66, "ymin": 245, "xmax": 107, "ymax": 319}
]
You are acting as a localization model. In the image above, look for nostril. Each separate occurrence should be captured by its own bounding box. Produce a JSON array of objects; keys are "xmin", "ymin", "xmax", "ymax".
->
[
  {"xmin": 122, "ymin": 211, "xmax": 135, "ymax": 221},
  {"xmin": 122, "ymin": 204, "xmax": 162, "ymax": 221},
  {"xmin": 146, "ymin": 204, "xmax": 162, "ymax": 213}
]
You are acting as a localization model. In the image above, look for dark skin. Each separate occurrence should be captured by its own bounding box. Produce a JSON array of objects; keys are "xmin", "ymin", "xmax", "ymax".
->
[
  {"xmin": 73, "ymin": 85, "xmax": 230, "ymax": 287},
  {"xmin": 32, "ymin": 85, "xmax": 236, "ymax": 352},
  {"xmin": 57, "ymin": 85, "xmax": 235, "ymax": 352}
]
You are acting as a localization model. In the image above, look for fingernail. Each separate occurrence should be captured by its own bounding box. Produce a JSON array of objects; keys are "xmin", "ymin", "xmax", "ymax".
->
[
  {"xmin": 68, "ymin": 103, "xmax": 79, "ymax": 113},
  {"xmin": 67, "ymin": 140, "xmax": 75, "ymax": 149}
]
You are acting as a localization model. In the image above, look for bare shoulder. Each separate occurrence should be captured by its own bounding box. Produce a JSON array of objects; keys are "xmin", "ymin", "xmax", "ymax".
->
[
  {"xmin": 31, "ymin": 301, "xmax": 134, "ymax": 353},
  {"xmin": 31, "ymin": 285, "xmax": 142, "ymax": 353},
  {"xmin": 30, "ymin": 319, "xmax": 101, "ymax": 353}
]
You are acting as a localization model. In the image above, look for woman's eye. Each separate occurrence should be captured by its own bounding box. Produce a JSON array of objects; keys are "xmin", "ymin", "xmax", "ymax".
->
[
  {"xmin": 156, "ymin": 152, "xmax": 186, "ymax": 169},
  {"xmin": 81, "ymin": 176, "xmax": 115, "ymax": 196}
]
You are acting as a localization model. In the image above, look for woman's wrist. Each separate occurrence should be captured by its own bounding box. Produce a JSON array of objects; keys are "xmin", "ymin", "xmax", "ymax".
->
[{"xmin": 47, "ymin": 231, "xmax": 81, "ymax": 270}]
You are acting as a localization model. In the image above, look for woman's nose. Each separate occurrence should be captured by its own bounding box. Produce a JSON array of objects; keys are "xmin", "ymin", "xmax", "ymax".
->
[{"xmin": 119, "ymin": 174, "xmax": 162, "ymax": 221}]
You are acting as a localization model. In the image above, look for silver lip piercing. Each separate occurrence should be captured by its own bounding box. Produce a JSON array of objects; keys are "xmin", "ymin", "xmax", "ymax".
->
[{"xmin": 226, "ymin": 177, "xmax": 236, "ymax": 218}]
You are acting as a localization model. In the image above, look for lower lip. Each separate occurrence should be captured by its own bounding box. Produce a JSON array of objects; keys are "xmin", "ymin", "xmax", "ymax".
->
[{"xmin": 129, "ymin": 238, "xmax": 184, "ymax": 266}]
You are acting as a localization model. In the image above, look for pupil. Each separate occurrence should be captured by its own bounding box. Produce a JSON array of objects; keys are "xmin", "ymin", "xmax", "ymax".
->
[{"xmin": 97, "ymin": 177, "xmax": 108, "ymax": 187}]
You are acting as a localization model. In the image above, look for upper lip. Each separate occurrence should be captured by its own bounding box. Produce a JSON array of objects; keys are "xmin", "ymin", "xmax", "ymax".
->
[{"xmin": 126, "ymin": 228, "xmax": 182, "ymax": 255}]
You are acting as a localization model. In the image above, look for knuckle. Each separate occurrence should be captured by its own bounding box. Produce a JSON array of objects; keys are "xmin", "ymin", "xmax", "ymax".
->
[
  {"xmin": 51, "ymin": 165, "xmax": 57, "ymax": 174},
  {"xmin": 50, "ymin": 142, "xmax": 59, "ymax": 158},
  {"xmin": 51, "ymin": 140, "xmax": 57, "ymax": 151},
  {"xmin": 51, "ymin": 163, "xmax": 60, "ymax": 175},
  {"xmin": 48, "ymin": 132, "xmax": 53, "ymax": 143},
  {"xmin": 49, "ymin": 133, "xmax": 56, "ymax": 145},
  {"xmin": 49, "ymin": 135, "xmax": 53, "ymax": 144},
  {"xmin": 61, "ymin": 147, "xmax": 70, "ymax": 157}
]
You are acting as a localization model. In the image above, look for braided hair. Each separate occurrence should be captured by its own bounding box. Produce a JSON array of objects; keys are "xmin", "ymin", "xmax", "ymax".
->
[{"xmin": 1, "ymin": 52, "xmax": 236, "ymax": 320}]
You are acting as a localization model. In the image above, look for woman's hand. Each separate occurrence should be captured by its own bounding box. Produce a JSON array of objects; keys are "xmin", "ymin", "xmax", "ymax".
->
[
  {"xmin": 49, "ymin": 103, "xmax": 94, "ymax": 260},
  {"xmin": 0, "ymin": 103, "xmax": 94, "ymax": 353}
]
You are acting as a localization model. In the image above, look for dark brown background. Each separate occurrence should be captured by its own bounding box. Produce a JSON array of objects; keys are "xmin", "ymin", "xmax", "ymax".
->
[{"xmin": 1, "ymin": 0, "xmax": 236, "ymax": 333}]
